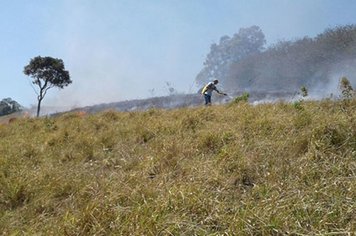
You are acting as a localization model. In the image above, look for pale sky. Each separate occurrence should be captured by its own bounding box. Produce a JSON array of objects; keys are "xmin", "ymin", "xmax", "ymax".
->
[{"xmin": 1, "ymin": 0, "xmax": 356, "ymax": 108}]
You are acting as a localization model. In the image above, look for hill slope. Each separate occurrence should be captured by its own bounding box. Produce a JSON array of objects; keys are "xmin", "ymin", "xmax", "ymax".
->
[
  {"xmin": 0, "ymin": 100, "xmax": 355, "ymax": 235},
  {"xmin": 0, "ymin": 111, "xmax": 28, "ymax": 125},
  {"xmin": 62, "ymin": 91, "xmax": 295, "ymax": 115}
]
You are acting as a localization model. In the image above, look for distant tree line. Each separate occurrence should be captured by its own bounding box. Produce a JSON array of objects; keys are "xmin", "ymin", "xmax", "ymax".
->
[
  {"xmin": 196, "ymin": 25, "xmax": 266, "ymax": 87},
  {"xmin": 0, "ymin": 98, "xmax": 22, "ymax": 116},
  {"xmin": 196, "ymin": 25, "xmax": 356, "ymax": 93}
]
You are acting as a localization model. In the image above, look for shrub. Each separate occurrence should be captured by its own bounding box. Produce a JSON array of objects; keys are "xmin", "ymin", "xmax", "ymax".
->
[
  {"xmin": 231, "ymin": 92, "xmax": 250, "ymax": 104},
  {"xmin": 339, "ymin": 77, "xmax": 354, "ymax": 99},
  {"xmin": 293, "ymin": 100, "xmax": 303, "ymax": 110},
  {"xmin": 300, "ymin": 86, "xmax": 308, "ymax": 97}
]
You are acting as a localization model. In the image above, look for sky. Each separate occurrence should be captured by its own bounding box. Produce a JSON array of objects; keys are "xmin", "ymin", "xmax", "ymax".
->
[{"xmin": 1, "ymin": 0, "xmax": 356, "ymax": 109}]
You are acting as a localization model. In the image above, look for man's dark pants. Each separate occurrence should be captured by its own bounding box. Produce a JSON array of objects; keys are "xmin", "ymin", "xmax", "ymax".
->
[{"xmin": 204, "ymin": 94, "xmax": 211, "ymax": 105}]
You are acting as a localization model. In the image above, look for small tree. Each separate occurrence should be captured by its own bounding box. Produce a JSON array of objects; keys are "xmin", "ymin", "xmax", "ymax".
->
[
  {"xmin": 300, "ymin": 86, "xmax": 308, "ymax": 98},
  {"xmin": 165, "ymin": 82, "xmax": 177, "ymax": 96},
  {"xmin": 339, "ymin": 76, "xmax": 354, "ymax": 99},
  {"xmin": 24, "ymin": 56, "xmax": 72, "ymax": 117}
]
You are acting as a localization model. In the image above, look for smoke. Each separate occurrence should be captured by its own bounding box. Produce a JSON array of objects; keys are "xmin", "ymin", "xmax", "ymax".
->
[
  {"xmin": 40, "ymin": 0, "xmax": 202, "ymax": 109},
  {"xmin": 21, "ymin": 0, "xmax": 356, "ymax": 111},
  {"xmin": 308, "ymin": 59, "xmax": 356, "ymax": 99}
]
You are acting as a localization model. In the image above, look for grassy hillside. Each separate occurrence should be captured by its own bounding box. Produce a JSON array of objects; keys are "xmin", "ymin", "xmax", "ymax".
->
[
  {"xmin": 0, "ymin": 100, "xmax": 355, "ymax": 235},
  {"xmin": 0, "ymin": 112, "xmax": 27, "ymax": 125}
]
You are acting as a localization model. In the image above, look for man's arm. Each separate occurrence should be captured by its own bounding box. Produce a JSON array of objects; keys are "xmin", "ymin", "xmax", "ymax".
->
[{"xmin": 214, "ymin": 87, "xmax": 227, "ymax": 95}]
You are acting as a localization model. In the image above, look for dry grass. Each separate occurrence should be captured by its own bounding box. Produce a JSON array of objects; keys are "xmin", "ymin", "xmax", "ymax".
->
[{"xmin": 0, "ymin": 100, "xmax": 355, "ymax": 235}]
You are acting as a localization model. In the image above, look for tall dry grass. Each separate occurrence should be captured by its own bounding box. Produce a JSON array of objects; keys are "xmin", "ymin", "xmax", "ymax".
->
[{"xmin": 0, "ymin": 100, "xmax": 355, "ymax": 235}]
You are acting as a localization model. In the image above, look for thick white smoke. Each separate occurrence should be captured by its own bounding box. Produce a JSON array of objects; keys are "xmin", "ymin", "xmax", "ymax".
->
[{"xmin": 308, "ymin": 59, "xmax": 356, "ymax": 99}]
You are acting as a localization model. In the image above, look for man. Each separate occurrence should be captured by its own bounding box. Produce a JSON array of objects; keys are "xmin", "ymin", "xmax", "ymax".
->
[{"xmin": 201, "ymin": 79, "xmax": 227, "ymax": 105}]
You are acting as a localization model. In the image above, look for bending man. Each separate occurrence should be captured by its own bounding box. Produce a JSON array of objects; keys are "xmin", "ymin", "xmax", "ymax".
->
[{"xmin": 201, "ymin": 79, "xmax": 226, "ymax": 105}]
